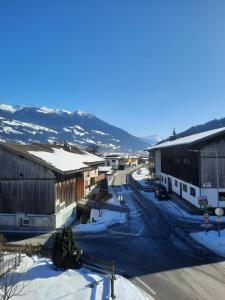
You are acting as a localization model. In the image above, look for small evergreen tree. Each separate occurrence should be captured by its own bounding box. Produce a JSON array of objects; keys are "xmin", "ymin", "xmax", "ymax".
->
[{"xmin": 52, "ymin": 227, "xmax": 81, "ymax": 269}]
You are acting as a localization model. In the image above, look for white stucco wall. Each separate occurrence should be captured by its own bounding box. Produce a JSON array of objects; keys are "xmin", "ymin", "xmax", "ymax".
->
[{"xmin": 160, "ymin": 172, "xmax": 225, "ymax": 208}]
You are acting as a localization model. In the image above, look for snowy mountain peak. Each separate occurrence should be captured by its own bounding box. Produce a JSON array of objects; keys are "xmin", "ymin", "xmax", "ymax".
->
[
  {"xmin": 0, "ymin": 103, "xmax": 149, "ymax": 153},
  {"xmin": 0, "ymin": 104, "xmax": 22, "ymax": 113}
]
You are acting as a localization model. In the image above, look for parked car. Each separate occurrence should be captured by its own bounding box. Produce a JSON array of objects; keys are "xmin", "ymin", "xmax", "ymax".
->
[{"xmin": 156, "ymin": 189, "xmax": 169, "ymax": 200}]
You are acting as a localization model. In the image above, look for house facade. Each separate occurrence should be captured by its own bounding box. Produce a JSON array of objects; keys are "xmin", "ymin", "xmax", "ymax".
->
[
  {"xmin": 148, "ymin": 127, "xmax": 225, "ymax": 208},
  {"xmin": 0, "ymin": 142, "xmax": 104, "ymax": 232}
]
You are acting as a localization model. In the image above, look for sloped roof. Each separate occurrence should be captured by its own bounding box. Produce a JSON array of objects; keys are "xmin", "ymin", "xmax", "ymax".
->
[
  {"xmin": 0, "ymin": 142, "xmax": 105, "ymax": 174},
  {"xmin": 149, "ymin": 127, "xmax": 225, "ymax": 150}
]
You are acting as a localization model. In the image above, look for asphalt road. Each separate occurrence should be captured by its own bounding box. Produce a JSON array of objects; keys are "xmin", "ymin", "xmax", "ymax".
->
[{"xmin": 77, "ymin": 169, "xmax": 225, "ymax": 300}]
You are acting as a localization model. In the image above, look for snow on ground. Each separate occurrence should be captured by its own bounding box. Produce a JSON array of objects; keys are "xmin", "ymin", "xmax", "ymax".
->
[
  {"xmin": 13, "ymin": 255, "xmax": 148, "ymax": 300},
  {"xmin": 74, "ymin": 192, "xmax": 126, "ymax": 234},
  {"xmin": 190, "ymin": 230, "xmax": 225, "ymax": 258},
  {"xmin": 2, "ymin": 119, "xmax": 57, "ymax": 133},
  {"xmin": 91, "ymin": 130, "xmax": 109, "ymax": 136},
  {"xmin": 74, "ymin": 208, "xmax": 126, "ymax": 234},
  {"xmin": 132, "ymin": 168, "xmax": 150, "ymax": 188}
]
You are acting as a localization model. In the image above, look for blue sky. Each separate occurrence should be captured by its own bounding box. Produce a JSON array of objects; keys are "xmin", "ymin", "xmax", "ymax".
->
[{"xmin": 0, "ymin": 0, "xmax": 225, "ymax": 138}]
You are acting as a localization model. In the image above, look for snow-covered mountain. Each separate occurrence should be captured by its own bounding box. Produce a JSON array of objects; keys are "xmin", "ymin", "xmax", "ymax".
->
[
  {"xmin": 0, "ymin": 104, "xmax": 149, "ymax": 153},
  {"xmin": 140, "ymin": 134, "xmax": 162, "ymax": 146}
]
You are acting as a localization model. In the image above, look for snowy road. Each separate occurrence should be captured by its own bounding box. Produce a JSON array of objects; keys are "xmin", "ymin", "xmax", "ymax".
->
[{"xmin": 77, "ymin": 169, "xmax": 225, "ymax": 300}]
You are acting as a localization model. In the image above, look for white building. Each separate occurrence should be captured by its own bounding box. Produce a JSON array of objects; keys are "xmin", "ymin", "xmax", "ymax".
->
[{"xmin": 148, "ymin": 127, "xmax": 225, "ymax": 208}]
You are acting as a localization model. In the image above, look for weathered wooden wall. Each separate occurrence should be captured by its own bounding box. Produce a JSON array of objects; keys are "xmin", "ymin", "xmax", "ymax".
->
[
  {"xmin": 55, "ymin": 175, "xmax": 84, "ymax": 208},
  {"xmin": 201, "ymin": 136, "xmax": 225, "ymax": 188},
  {"xmin": 0, "ymin": 147, "xmax": 55, "ymax": 214},
  {"xmin": 161, "ymin": 147, "xmax": 199, "ymax": 186}
]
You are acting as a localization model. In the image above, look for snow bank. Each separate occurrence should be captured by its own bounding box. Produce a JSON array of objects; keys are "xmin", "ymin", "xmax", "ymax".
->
[
  {"xmin": 13, "ymin": 256, "xmax": 148, "ymax": 300},
  {"xmin": 190, "ymin": 230, "xmax": 225, "ymax": 257},
  {"xmin": 74, "ymin": 208, "xmax": 126, "ymax": 234}
]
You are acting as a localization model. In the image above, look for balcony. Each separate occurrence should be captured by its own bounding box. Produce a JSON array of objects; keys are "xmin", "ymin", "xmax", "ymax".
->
[{"xmin": 90, "ymin": 174, "xmax": 106, "ymax": 185}]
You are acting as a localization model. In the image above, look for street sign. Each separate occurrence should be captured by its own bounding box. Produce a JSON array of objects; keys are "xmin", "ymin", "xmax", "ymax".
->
[
  {"xmin": 215, "ymin": 208, "xmax": 224, "ymax": 217},
  {"xmin": 200, "ymin": 224, "xmax": 213, "ymax": 229}
]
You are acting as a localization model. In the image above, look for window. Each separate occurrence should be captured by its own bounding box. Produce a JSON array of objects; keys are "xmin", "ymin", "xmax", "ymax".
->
[
  {"xmin": 174, "ymin": 180, "xmax": 178, "ymax": 187},
  {"xmin": 219, "ymin": 192, "xmax": 225, "ymax": 201},
  {"xmin": 182, "ymin": 184, "xmax": 187, "ymax": 192},
  {"xmin": 190, "ymin": 187, "xmax": 196, "ymax": 197},
  {"xmin": 165, "ymin": 177, "xmax": 167, "ymax": 184},
  {"xmin": 112, "ymin": 159, "xmax": 115, "ymax": 163}
]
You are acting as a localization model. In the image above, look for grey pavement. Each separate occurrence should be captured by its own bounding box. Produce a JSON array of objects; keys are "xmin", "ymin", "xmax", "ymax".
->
[{"xmin": 77, "ymin": 169, "xmax": 225, "ymax": 300}]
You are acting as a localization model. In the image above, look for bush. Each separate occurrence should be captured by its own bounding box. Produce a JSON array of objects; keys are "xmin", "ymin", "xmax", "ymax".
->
[{"xmin": 52, "ymin": 227, "xmax": 82, "ymax": 269}]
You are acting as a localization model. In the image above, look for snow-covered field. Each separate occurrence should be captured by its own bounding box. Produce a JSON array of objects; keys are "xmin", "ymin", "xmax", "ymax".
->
[
  {"xmin": 73, "ymin": 191, "xmax": 127, "ymax": 234},
  {"xmin": 190, "ymin": 230, "xmax": 225, "ymax": 258},
  {"xmin": 12, "ymin": 255, "xmax": 149, "ymax": 300}
]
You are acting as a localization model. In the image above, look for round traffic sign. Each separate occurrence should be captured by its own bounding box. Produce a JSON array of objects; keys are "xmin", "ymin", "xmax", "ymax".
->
[{"xmin": 215, "ymin": 207, "xmax": 224, "ymax": 217}]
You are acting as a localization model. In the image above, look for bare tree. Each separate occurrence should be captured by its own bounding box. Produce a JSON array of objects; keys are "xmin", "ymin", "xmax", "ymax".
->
[{"xmin": 0, "ymin": 253, "xmax": 29, "ymax": 300}]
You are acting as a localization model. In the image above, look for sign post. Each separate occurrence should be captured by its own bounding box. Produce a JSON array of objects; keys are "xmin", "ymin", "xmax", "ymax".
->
[{"xmin": 215, "ymin": 208, "xmax": 224, "ymax": 237}]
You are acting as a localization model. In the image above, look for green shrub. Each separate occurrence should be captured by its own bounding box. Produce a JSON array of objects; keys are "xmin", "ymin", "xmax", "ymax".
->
[{"xmin": 52, "ymin": 227, "xmax": 81, "ymax": 269}]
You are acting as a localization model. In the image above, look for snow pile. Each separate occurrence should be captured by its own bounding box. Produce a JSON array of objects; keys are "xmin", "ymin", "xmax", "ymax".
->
[
  {"xmin": 190, "ymin": 230, "xmax": 225, "ymax": 257},
  {"xmin": 13, "ymin": 256, "xmax": 148, "ymax": 300},
  {"xmin": 28, "ymin": 147, "xmax": 104, "ymax": 172},
  {"xmin": 74, "ymin": 208, "xmax": 126, "ymax": 234}
]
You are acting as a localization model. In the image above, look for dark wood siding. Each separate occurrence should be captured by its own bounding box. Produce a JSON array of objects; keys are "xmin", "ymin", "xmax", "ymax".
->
[
  {"xmin": 200, "ymin": 136, "xmax": 225, "ymax": 188},
  {"xmin": 161, "ymin": 147, "xmax": 199, "ymax": 186},
  {"xmin": 55, "ymin": 176, "xmax": 84, "ymax": 208},
  {"xmin": 0, "ymin": 147, "xmax": 55, "ymax": 214}
]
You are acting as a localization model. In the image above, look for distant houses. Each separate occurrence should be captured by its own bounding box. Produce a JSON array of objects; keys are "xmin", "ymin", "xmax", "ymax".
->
[
  {"xmin": 148, "ymin": 127, "xmax": 225, "ymax": 208},
  {"xmin": 103, "ymin": 154, "xmax": 139, "ymax": 170},
  {"xmin": 0, "ymin": 142, "xmax": 105, "ymax": 232}
]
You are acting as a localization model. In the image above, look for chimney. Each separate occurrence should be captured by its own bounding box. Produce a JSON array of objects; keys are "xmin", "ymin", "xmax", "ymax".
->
[{"xmin": 169, "ymin": 128, "xmax": 177, "ymax": 141}]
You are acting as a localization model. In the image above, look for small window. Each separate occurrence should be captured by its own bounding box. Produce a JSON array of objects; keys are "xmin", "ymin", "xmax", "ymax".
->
[
  {"xmin": 165, "ymin": 177, "xmax": 167, "ymax": 184},
  {"xmin": 174, "ymin": 180, "xmax": 178, "ymax": 187},
  {"xmin": 219, "ymin": 192, "xmax": 225, "ymax": 201},
  {"xmin": 190, "ymin": 187, "xmax": 196, "ymax": 197},
  {"xmin": 183, "ymin": 184, "xmax": 187, "ymax": 192},
  {"xmin": 19, "ymin": 173, "xmax": 23, "ymax": 177},
  {"xmin": 112, "ymin": 159, "xmax": 115, "ymax": 163}
]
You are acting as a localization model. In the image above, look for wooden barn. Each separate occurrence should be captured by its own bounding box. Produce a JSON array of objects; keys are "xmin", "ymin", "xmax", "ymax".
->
[
  {"xmin": 148, "ymin": 127, "xmax": 225, "ymax": 208},
  {"xmin": 0, "ymin": 142, "xmax": 105, "ymax": 231}
]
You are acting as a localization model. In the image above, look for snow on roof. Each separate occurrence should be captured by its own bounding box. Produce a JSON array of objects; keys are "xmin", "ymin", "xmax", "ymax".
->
[
  {"xmin": 28, "ymin": 147, "xmax": 104, "ymax": 172},
  {"xmin": 149, "ymin": 127, "xmax": 225, "ymax": 150},
  {"xmin": 98, "ymin": 166, "xmax": 112, "ymax": 172}
]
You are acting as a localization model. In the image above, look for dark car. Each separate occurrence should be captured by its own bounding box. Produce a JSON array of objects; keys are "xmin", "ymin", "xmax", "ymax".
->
[
  {"xmin": 157, "ymin": 189, "xmax": 169, "ymax": 200},
  {"xmin": 154, "ymin": 184, "xmax": 166, "ymax": 196}
]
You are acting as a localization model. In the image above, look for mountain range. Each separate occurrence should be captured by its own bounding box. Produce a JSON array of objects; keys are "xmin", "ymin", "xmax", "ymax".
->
[{"xmin": 0, "ymin": 104, "xmax": 155, "ymax": 153}]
